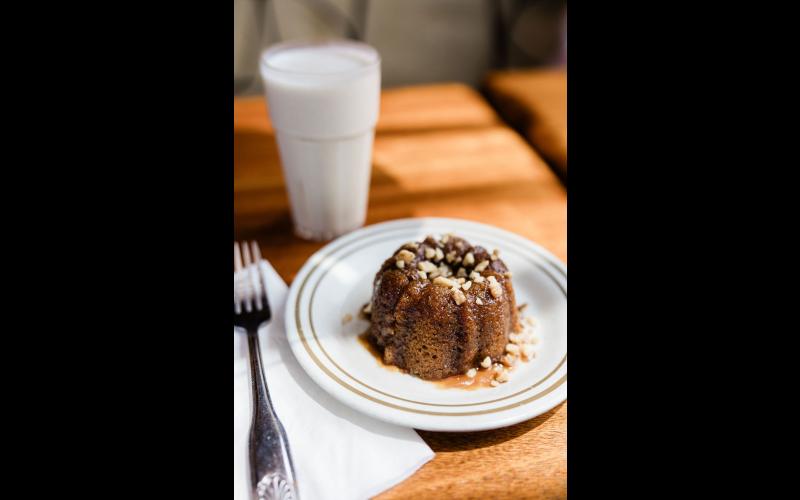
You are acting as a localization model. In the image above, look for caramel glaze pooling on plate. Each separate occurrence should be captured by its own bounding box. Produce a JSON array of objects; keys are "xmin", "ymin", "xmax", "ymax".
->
[
  {"xmin": 367, "ymin": 235, "xmax": 520, "ymax": 381},
  {"xmin": 359, "ymin": 331, "xmax": 512, "ymax": 389}
]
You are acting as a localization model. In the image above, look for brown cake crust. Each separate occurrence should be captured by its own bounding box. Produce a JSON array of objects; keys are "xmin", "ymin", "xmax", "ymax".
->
[{"xmin": 368, "ymin": 235, "xmax": 520, "ymax": 380}]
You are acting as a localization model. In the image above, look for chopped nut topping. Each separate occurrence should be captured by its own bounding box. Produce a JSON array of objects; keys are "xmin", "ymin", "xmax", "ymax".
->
[
  {"xmin": 487, "ymin": 275, "xmax": 498, "ymax": 283},
  {"xmin": 438, "ymin": 264, "xmax": 451, "ymax": 277},
  {"xmin": 418, "ymin": 261, "xmax": 437, "ymax": 273},
  {"xmin": 505, "ymin": 343, "xmax": 520, "ymax": 356},
  {"xmin": 455, "ymin": 241, "xmax": 464, "ymax": 249},
  {"xmin": 433, "ymin": 276, "xmax": 456, "ymax": 288},
  {"xmin": 396, "ymin": 249, "xmax": 415, "ymax": 263},
  {"xmin": 509, "ymin": 333, "xmax": 522, "ymax": 344},
  {"xmin": 456, "ymin": 267, "xmax": 467, "ymax": 278},
  {"xmin": 469, "ymin": 271, "xmax": 480, "ymax": 280},
  {"xmin": 452, "ymin": 289, "xmax": 467, "ymax": 305},
  {"xmin": 417, "ymin": 271, "xmax": 428, "ymax": 280},
  {"xmin": 466, "ymin": 368, "xmax": 477, "ymax": 378},
  {"xmin": 475, "ymin": 260, "xmax": 490, "ymax": 272},
  {"xmin": 462, "ymin": 281, "xmax": 472, "ymax": 290},
  {"xmin": 491, "ymin": 249, "xmax": 500, "ymax": 261},
  {"xmin": 504, "ymin": 272, "xmax": 513, "ymax": 278},
  {"xmin": 428, "ymin": 270, "xmax": 441, "ymax": 279},
  {"xmin": 395, "ymin": 260, "xmax": 405, "ymax": 269},
  {"xmin": 476, "ymin": 297, "xmax": 484, "ymax": 305},
  {"xmin": 457, "ymin": 277, "xmax": 466, "ymax": 284},
  {"xmin": 463, "ymin": 252, "xmax": 475, "ymax": 266},
  {"xmin": 405, "ymin": 242, "xmax": 419, "ymax": 250},
  {"xmin": 424, "ymin": 247, "xmax": 436, "ymax": 259},
  {"xmin": 474, "ymin": 275, "xmax": 486, "ymax": 284},
  {"xmin": 454, "ymin": 256, "xmax": 463, "ymax": 265},
  {"xmin": 489, "ymin": 281, "xmax": 503, "ymax": 298},
  {"xmin": 496, "ymin": 370, "xmax": 509, "ymax": 383},
  {"xmin": 434, "ymin": 247, "xmax": 444, "ymax": 262},
  {"xmin": 362, "ymin": 302, "xmax": 372, "ymax": 315},
  {"xmin": 445, "ymin": 250, "xmax": 457, "ymax": 263},
  {"xmin": 480, "ymin": 356, "xmax": 492, "ymax": 368},
  {"xmin": 501, "ymin": 354, "xmax": 517, "ymax": 367},
  {"xmin": 493, "ymin": 363, "xmax": 504, "ymax": 373},
  {"xmin": 441, "ymin": 234, "xmax": 451, "ymax": 244},
  {"xmin": 490, "ymin": 380, "xmax": 500, "ymax": 387}
]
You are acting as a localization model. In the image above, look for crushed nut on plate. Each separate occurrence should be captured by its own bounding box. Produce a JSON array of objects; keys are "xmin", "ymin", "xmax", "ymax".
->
[
  {"xmin": 521, "ymin": 344, "xmax": 536, "ymax": 360},
  {"xmin": 466, "ymin": 368, "xmax": 477, "ymax": 378}
]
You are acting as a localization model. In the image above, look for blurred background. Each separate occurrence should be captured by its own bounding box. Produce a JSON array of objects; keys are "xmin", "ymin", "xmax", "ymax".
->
[
  {"xmin": 234, "ymin": 0, "xmax": 567, "ymax": 95},
  {"xmin": 234, "ymin": 0, "xmax": 568, "ymax": 282}
]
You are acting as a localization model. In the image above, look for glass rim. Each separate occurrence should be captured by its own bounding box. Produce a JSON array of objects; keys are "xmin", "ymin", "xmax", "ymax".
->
[{"xmin": 259, "ymin": 39, "xmax": 381, "ymax": 78}]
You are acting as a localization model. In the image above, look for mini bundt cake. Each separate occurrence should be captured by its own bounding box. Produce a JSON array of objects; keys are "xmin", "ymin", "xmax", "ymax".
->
[{"xmin": 367, "ymin": 234, "xmax": 520, "ymax": 380}]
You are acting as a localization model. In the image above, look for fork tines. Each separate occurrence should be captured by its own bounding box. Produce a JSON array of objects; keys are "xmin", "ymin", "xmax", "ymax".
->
[{"xmin": 234, "ymin": 241, "xmax": 268, "ymax": 316}]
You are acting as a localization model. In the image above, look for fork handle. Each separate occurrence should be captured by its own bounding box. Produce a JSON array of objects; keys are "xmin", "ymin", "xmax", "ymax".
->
[{"xmin": 247, "ymin": 329, "xmax": 299, "ymax": 500}]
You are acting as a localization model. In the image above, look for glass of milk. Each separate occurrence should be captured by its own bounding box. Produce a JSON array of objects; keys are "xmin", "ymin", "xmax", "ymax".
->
[{"xmin": 260, "ymin": 40, "xmax": 381, "ymax": 241}]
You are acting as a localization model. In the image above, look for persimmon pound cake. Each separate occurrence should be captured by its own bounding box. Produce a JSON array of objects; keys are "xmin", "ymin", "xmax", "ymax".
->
[{"xmin": 365, "ymin": 234, "xmax": 521, "ymax": 380}]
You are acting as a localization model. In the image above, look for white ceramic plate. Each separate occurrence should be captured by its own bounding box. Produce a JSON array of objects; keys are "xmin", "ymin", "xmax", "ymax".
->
[{"xmin": 285, "ymin": 218, "xmax": 567, "ymax": 431}]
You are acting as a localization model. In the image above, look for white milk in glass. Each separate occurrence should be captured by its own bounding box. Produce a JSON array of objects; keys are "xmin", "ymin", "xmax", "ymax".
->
[{"xmin": 260, "ymin": 41, "xmax": 381, "ymax": 241}]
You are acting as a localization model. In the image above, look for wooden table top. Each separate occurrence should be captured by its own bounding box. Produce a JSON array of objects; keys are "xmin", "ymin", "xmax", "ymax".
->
[
  {"xmin": 234, "ymin": 83, "xmax": 566, "ymax": 499},
  {"xmin": 485, "ymin": 68, "xmax": 567, "ymax": 180}
]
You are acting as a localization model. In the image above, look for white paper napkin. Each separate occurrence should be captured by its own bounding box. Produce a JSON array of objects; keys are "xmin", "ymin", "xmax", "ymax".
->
[{"xmin": 234, "ymin": 260, "xmax": 435, "ymax": 500}]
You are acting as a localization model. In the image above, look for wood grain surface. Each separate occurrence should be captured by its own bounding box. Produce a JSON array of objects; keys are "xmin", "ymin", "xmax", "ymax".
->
[
  {"xmin": 485, "ymin": 69, "xmax": 567, "ymax": 180},
  {"xmin": 234, "ymin": 83, "xmax": 566, "ymax": 499}
]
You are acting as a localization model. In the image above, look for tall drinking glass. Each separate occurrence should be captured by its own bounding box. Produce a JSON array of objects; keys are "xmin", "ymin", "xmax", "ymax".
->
[{"xmin": 259, "ymin": 40, "xmax": 381, "ymax": 241}]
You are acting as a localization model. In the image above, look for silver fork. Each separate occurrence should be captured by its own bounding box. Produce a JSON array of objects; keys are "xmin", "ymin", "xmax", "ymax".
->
[{"xmin": 234, "ymin": 241, "xmax": 299, "ymax": 500}]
